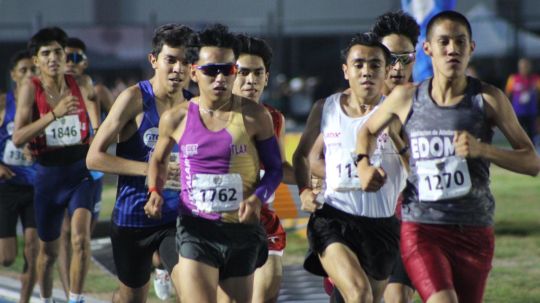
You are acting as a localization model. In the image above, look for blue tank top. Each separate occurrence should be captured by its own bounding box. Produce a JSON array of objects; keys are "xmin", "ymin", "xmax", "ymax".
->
[
  {"xmin": 402, "ymin": 77, "xmax": 495, "ymax": 226},
  {"xmin": 0, "ymin": 91, "xmax": 36, "ymax": 185},
  {"xmin": 113, "ymin": 81, "xmax": 179, "ymax": 227}
]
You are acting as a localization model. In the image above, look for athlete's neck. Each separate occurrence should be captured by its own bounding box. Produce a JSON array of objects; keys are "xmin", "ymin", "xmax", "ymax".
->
[
  {"xmin": 150, "ymin": 78, "xmax": 185, "ymax": 105},
  {"xmin": 349, "ymin": 91, "xmax": 381, "ymax": 108},
  {"xmin": 40, "ymin": 73, "xmax": 65, "ymax": 93},
  {"xmin": 431, "ymin": 73, "xmax": 468, "ymax": 106}
]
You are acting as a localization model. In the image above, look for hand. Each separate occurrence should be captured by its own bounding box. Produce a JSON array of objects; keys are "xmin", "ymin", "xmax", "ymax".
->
[
  {"xmin": 238, "ymin": 197, "xmax": 262, "ymax": 224},
  {"xmin": 0, "ymin": 164, "xmax": 15, "ymax": 180},
  {"xmin": 454, "ymin": 130, "xmax": 482, "ymax": 158},
  {"xmin": 53, "ymin": 94, "xmax": 79, "ymax": 118},
  {"xmin": 144, "ymin": 191, "xmax": 164, "ymax": 220},
  {"xmin": 357, "ymin": 163, "xmax": 387, "ymax": 192},
  {"xmin": 300, "ymin": 188, "xmax": 321, "ymax": 213}
]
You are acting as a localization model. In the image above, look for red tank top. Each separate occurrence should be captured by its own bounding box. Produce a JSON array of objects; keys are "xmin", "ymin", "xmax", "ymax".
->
[
  {"xmin": 263, "ymin": 104, "xmax": 283, "ymax": 138},
  {"xmin": 29, "ymin": 75, "xmax": 90, "ymax": 155}
]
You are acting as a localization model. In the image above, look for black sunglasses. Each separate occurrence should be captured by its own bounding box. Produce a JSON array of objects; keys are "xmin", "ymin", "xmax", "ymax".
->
[
  {"xmin": 66, "ymin": 53, "xmax": 86, "ymax": 64},
  {"xmin": 390, "ymin": 52, "xmax": 415, "ymax": 66},
  {"xmin": 195, "ymin": 63, "xmax": 237, "ymax": 77}
]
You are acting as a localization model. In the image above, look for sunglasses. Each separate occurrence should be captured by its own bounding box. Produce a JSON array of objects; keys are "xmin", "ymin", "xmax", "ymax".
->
[
  {"xmin": 194, "ymin": 63, "xmax": 237, "ymax": 77},
  {"xmin": 66, "ymin": 52, "xmax": 86, "ymax": 64},
  {"xmin": 390, "ymin": 52, "xmax": 415, "ymax": 66}
]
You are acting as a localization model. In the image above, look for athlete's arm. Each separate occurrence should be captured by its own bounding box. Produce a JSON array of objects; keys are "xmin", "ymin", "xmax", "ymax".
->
[
  {"xmin": 241, "ymin": 100, "xmax": 283, "ymax": 224},
  {"xmin": 77, "ymin": 75, "xmax": 101, "ymax": 132},
  {"xmin": 308, "ymin": 133, "xmax": 325, "ymax": 178},
  {"xmin": 356, "ymin": 85, "xmax": 414, "ymax": 191},
  {"xmin": 95, "ymin": 84, "xmax": 114, "ymax": 113},
  {"xmin": 292, "ymin": 99, "xmax": 324, "ymax": 212},
  {"xmin": 456, "ymin": 83, "xmax": 540, "ymax": 176},
  {"xmin": 86, "ymin": 85, "xmax": 147, "ymax": 176},
  {"xmin": 12, "ymin": 79, "xmax": 78, "ymax": 147},
  {"xmin": 277, "ymin": 113, "xmax": 296, "ymax": 184},
  {"xmin": 145, "ymin": 105, "xmax": 186, "ymax": 219}
]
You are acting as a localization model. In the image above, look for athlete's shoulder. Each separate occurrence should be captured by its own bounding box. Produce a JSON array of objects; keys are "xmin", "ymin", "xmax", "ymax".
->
[
  {"xmin": 241, "ymin": 96, "xmax": 268, "ymax": 118},
  {"xmin": 480, "ymin": 80, "xmax": 505, "ymax": 101},
  {"xmin": 161, "ymin": 101, "xmax": 189, "ymax": 130}
]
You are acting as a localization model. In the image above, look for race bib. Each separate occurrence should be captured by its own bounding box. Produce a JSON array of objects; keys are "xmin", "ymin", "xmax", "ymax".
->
[
  {"xmin": 417, "ymin": 156, "xmax": 471, "ymax": 201},
  {"xmin": 326, "ymin": 150, "xmax": 360, "ymax": 191},
  {"xmin": 44, "ymin": 115, "xmax": 81, "ymax": 146},
  {"xmin": 164, "ymin": 152, "xmax": 181, "ymax": 191},
  {"xmin": 192, "ymin": 173, "xmax": 243, "ymax": 212},
  {"xmin": 2, "ymin": 140, "xmax": 33, "ymax": 166}
]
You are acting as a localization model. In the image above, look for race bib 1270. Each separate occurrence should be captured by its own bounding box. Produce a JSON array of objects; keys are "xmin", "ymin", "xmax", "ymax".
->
[{"xmin": 417, "ymin": 156, "xmax": 471, "ymax": 201}]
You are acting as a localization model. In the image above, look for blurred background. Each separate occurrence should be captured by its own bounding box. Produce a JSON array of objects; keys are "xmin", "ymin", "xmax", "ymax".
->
[{"xmin": 2, "ymin": 0, "xmax": 540, "ymax": 127}]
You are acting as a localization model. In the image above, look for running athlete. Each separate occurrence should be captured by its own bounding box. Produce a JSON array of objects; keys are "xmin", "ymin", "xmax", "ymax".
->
[
  {"xmin": 86, "ymin": 24, "xmax": 192, "ymax": 303},
  {"xmin": 57, "ymin": 36, "xmax": 115, "ymax": 299},
  {"xmin": 0, "ymin": 50, "xmax": 38, "ymax": 303},
  {"xmin": 232, "ymin": 34, "xmax": 295, "ymax": 303},
  {"xmin": 144, "ymin": 24, "xmax": 283, "ymax": 303},
  {"xmin": 293, "ymin": 32, "xmax": 407, "ymax": 303},
  {"xmin": 356, "ymin": 11, "xmax": 540, "ymax": 303},
  {"xmin": 13, "ymin": 27, "xmax": 99, "ymax": 303},
  {"xmin": 371, "ymin": 11, "xmax": 419, "ymax": 303}
]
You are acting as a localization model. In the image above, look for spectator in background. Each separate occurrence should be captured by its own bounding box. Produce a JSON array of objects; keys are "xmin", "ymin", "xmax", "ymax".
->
[{"xmin": 505, "ymin": 58, "xmax": 540, "ymax": 145}]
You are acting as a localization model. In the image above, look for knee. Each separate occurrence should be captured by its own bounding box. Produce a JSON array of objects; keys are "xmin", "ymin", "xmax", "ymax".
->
[
  {"xmin": 70, "ymin": 232, "xmax": 90, "ymax": 254},
  {"xmin": 24, "ymin": 241, "xmax": 39, "ymax": 265},
  {"xmin": 40, "ymin": 246, "xmax": 59, "ymax": 265},
  {"xmin": 340, "ymin": 284, "xmax": 373, "ymax": 303}
]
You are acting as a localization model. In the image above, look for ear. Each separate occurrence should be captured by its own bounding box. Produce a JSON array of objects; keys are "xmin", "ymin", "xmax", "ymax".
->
[
  {"xmin": 384, "ymin": 64, "xmax": 390, "ymax": 79},
  {"xmin": 470, "ymin": 40, "xmax": 476, "ymax": 54},
  {"xmin": 33, "ymin": 56, "xmax": 39, "ymax": 66},
  {"xmin": 423, "ymin": 40, "xmax": 432, "ymax": 57},
  {"xmin": 9, "ymin": 69, "xmax": 16, "ymax": 82},
  {"xmin": 82, "ymin": 60, "xmax": 89, "ymax": 70},
  {"xmin": 190, "ymin": 64, "xmax": 198, "ymax": 83},
  {"xmin": 342, "ymin": 63, "xmax": 349, "ymax": 81},
  {"xmin": 148, "ymin": 53, "xmax": 158, "ymax": 69},
  {"xmin": 264, "ymin": 72, "xmax": 270, "ymax": 88}
]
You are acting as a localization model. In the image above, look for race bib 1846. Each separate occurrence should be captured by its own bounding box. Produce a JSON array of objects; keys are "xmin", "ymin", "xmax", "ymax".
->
[{"xmin": 44, "ymin": 115, "xmax": 81, "ymax": 147}]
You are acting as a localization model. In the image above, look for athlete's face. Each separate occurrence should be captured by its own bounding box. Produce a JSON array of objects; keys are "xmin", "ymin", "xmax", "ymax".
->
[
  {"xmin": 34, "ymin": 41, "xmax": 65, "ymax": 78},
  {"xmin": 342, "ymin": 44, "xmax": 388, "ymax": 100},
  {"xmin": 424, "ymin": 20, "xmax": 475, "ymax": 80},
  {"xmin": 10, "ymin": 58, "xmax": 36, "ymax": 85},
  {"xmin": 381, "ymin": 34, "xmax": 415, "ymax": 90},
  {"xmin": 149, "ymin": 44, "xmax": 190, "ymax": 94},
  {"xmin": 233, "ymin": 54, "xmax": 268, "ymax": 103},
  {"xmin": 191, "ymin": 46, "xmax": 237, "ymax": 103},
  {"xmin": 64, "ymin": 46, "xmax": 87, "ymax": 76}
]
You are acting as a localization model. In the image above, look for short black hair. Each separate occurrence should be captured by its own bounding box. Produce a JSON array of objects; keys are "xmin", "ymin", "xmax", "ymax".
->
[
  {"xmin": 28, "ymin": 27, "xmax": 68, "ymax": 56},
  {"xmin": 9, "ymin": 50, "xmax": 32, "ymax": 71},
  {"xmin": 236, "ymin": 34, "xmax": 273, "ymax": 71},
  {"xmin": 372, "ymin": 10, "xmax": 420, "ymax": 47},
  {"xmin": 341, "ymin": 32, "xmax": 391, "ymax": 65},
  {"xmin": 186, "ymin": 24, "xmax": 240, "ymax": 64},
  {"xmin": 426, "ymin": 10, "xmax": 472, "ymax": 41},
  {"xmin": 151, "ymin": 23, "xmax": 194, "ymax": 57},
  {"xmin": 66, "ymin": 37, "xmax": 87, "ymax": 52}
]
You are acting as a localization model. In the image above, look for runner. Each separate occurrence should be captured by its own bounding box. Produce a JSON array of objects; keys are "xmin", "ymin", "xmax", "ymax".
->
[
  {"xmin": 0, "ymin": 50, "xmax": 38, "ymax": 303},
  {"xmin": 232, "ymin": 34, "xmax": 295, "ymax": 303},
  {"xmin": 293, "ymin": 32, "xmax": 407, "ymax": 303},
  {"xmin": 356, "ymin": 11, "xmax": 540, "ymax": 303},
  {"xmin": 13, "ymin": 26, "xmax": 99, "ymax": 303},
  {"xmin": 144, "ymin": 24, "xmax": 282, "ymax": 303},
  {"xmin": 86, "ymin": 23, "xmax": 193, "ymax": 303}
]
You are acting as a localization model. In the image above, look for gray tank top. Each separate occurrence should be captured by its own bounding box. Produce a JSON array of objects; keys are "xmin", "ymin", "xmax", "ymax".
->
[{"xmin": 402, "ymin": 77, "xmax": 495, "ymax": 226}]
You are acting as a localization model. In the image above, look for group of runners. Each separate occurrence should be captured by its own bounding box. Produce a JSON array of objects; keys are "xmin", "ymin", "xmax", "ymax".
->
[{"xmin": 0, "ymin": 8, "xmax": 539, "ymax": 303}]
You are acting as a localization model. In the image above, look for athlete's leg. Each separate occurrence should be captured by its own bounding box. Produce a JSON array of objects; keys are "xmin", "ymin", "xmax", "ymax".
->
[
  {"xmin": 37, "ymin": 239, "xmax": 60, "ymax": 298},
  {"xmin": 319, "ymin": 243, "xmax": 373, "ymax": 303},
  {"xmin": 113, "ymin": 281, "xmax": 150, "ymax": 303},
  {"xmin": 20, "ymin": 227, "xmax": 38, "ymax": 303},
  {"xmin": 252, "ymin": 255, "xmax": 283, "ymax": 303},
  {"xmin": 175, "ymin": 256, "xmax": 219, "ymax": 303},
  {"xmin": 218, "ymin": 274, "xmax": 255, "ymax": 303},
  {"xmin": 383, "ymin": 283, "xmax": 415, "ymax": 303},
  {"xmin": 0, "ymin": 237, "xmax": 17, "ymax": 266},
  {"xmin": 58, "ymin": 212, "xmax": 71, "ymax": 298},
  {"xmin": 69, "ymin": 208, "xmax": 92, "ymax": 294}
]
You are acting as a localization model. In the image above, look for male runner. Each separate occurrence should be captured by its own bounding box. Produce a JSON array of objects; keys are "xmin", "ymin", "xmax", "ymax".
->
[
  {"xmin": 0, "ymin": 50, "xmax": 38, "ymax": 303},
  {"xmin": 371, "ymin": 10, "xmax": 419, "ymax": 303},
  {"xmin": 144, "ymin": 24, "xmax": 282, "ymax": 303},
  {"xmin": 357, "ymin": 11, "xmax": 540, "ymax": 303},
  {"xmin": 57, "ymin": 36, "xmax": 115, "ymax": 299},
  {"xmin": 86, "ymin": 23, "xmax": 192, "ymax": 303},
  {"xmin": 13, "ymin": 27, "xmax": 99, "ymax": 303},
  {"xmin": 293, "ymin": 32, "xmax": 407, "ymax": 303},
  {"xmin": 232, "ymin": 34, "xmax": 295, "ymax": 303}
]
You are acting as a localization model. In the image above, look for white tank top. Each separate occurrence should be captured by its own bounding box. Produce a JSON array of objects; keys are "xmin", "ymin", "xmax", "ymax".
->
[{"xmin": 320, "ymin": 93, "xmax": 407, "ymax": 218}]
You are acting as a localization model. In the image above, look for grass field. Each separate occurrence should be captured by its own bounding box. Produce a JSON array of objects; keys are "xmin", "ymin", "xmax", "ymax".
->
[{"xmin": 2, "ymin": 163, "xmax": 539, "ymax": 302}]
